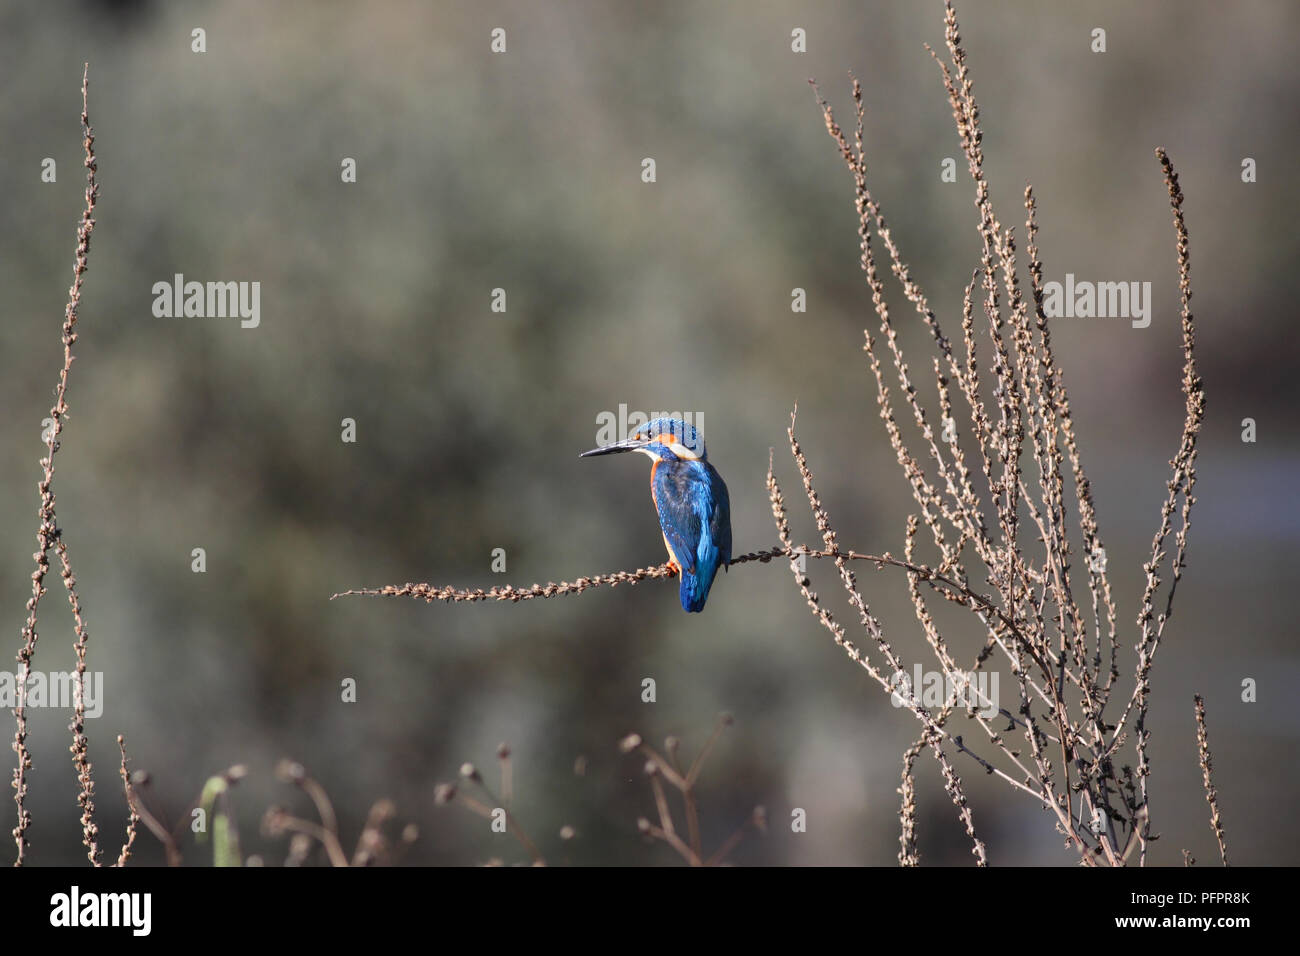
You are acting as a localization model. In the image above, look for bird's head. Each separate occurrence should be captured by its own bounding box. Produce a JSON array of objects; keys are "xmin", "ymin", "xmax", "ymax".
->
[{"xmin": 581, "ymin": 417, "xmax": 707, "ymax": 463}]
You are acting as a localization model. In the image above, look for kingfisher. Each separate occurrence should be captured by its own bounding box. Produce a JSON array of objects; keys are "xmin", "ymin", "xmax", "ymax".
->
[{"xmin": 582, "ymin": 417, "xmax": 732, "ymax": 612}]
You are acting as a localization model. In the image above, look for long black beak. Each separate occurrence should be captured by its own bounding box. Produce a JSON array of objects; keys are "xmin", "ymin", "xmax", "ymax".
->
[{"xmin": 580, "ymin": 437, "xmax": 646, "ymax": 458}]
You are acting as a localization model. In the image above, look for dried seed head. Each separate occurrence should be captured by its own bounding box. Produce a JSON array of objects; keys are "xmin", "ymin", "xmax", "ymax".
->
[
  {"xmin": 261, "ymin": 807, "xmax": 288, "ymax": 836},
  {"xmin": 275, "ymin": 760, "xmax": 306, "ymax": 783},
  {"xmin": 433, "ymin": 783, "xmax": 457, "ymax": 805}
]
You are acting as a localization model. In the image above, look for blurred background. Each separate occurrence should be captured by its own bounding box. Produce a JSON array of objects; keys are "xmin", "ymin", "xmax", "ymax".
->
[{"xmin": 1, "ymin": 0, "xmax": 1296, "ymax": 866}]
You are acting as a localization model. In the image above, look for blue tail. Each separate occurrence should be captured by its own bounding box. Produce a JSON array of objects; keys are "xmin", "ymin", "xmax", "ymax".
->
[
  {"xmin": 678, "ymin": 549, "xmax": 724, "ymax": 613},
  {"xmin": 679, "ymin": 571, "xmax": 707, "ymax": 612}
]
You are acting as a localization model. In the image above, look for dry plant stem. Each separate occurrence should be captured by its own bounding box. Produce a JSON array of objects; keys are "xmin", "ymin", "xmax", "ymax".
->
[
  {"xmin": 934, "ymin": 6, "xmax": 1082, "ymax": 830},
  {"xmin": 648, "ymin": 772, "xmax": 699, "ymax": 865},
  {"xmin": 798, "ymin": 2, "xmax": 1199, "ymax": 865},
  {"xmin": 299, "ymin": 775, "xmax": 339, "ymax": 841},
  {"xmin": 704, "ymin": 807, "xmax": 765, "ymax": 867},
  {"xmin": 494, "ymin": 806, "xmax": 543, "ymax": 866},
  {"xmin": 129, "ymin": 784, "xmax": 182, "ymax": 867},
  {"xmin": 129, "ymin": 764, "xmax": 249, "ymax": 866},
  {"xmin": 457, "ymin": 770, "xmax": 544, "ymax": 865},
  {"xmin": 1127, "ymin": 149, "xmax": 1205, "ymax": 864},
  {"xmin": 930, "ymin": 17, "xmax": 1098, "ymax": 860},
  {"xmin": 62, "ymin": 540, "xmax": 98, "ymax": 865},
  {"xmin": 704, "ymin": 817, "xmax": 752, "ymax": 867},
  {"xmin": 336, "ymin": 546, "xmax": 1056, "ymax": 650},
  {"xmin": 1024, "ymin": 188, "xmax": 1119, "ymax": 696},
  {"xmin": 338, "ymin": 540, "xmax": 1071, "ymax": 834},
  {"xmin": 271, "ymin": 815, "xmax": 349, "ymax": 867},
  {"xmin": 332, "ymin": 562, "xmax": 678, "ymax": 603},
  {"xmin": 1193, "ymin": 695, "xmax": 1229, "ymax": 866},
  {"xmin": 276, "ymin": 764, "xmax": 350, "ymax": 866},
  {"xmin": 12, "ymin": 63, "xmax": 99, "ymax": 867},
  {"xmin": 632, "ymin": 742, "xmax": 700, "ymax": 864},
  {"xmin": 682, "ymin": 715, "xmax": 732, "ymax": 861},
  {"xmin": 114, "ymin": 736, "xmax": 140, "ymax": 867},
  {"xmin": 264, "ymin": 780, "xmax": 412, "ymax": 867},
  {"xmin": 498, "ymin": 808, "xmax": 542, "ymax": 865},
  {"xmin": 768, "ymin": 438, "xmax": 988, "ymax": 866},
  {"xmin": 811, "ymin": 65, "xmax": 1083, "ymax": 849},
  {"xmin": 899, "ymin": 514, "xmax": 1051, "ymax": 837},
  {"xmin": 308, "ymin": 822, "xmax": 349, "ymax": 868},
  {"xmin": 283, "ymin": 834, "xmax": 313, "ymax": 866},
  {"xmin": 898, "ymin": 740, "xmax": 922, "ymax": 866},
  {"xmin": 641, "ymin": 821, "xmax": 697, "ymax": 865},
  {"xmin": 352, "ymin": 799, "xmax": 412, "ymax": 866},
  {"xmin": 627, "ymin": 719, "xmax": 756, "ymax": 867},
  {"xmin": 682, "ymin": 784, "xmax": 701, "ymax": 863}
]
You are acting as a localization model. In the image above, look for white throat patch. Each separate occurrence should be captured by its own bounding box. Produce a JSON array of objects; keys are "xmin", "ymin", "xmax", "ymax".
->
[{"xmin": 635, "ymin": 440, "xmax": 702, "ymax": 462}]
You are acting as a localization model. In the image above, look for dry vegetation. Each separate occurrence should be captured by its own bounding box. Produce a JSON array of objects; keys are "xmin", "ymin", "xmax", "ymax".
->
[
  {"xmin": 337, "ymin": 1, "xmax": 1224, "ymax": 867},
  {"xmin": 14, "ymin": 3, "xmax": 1228, "ymax": 867}
]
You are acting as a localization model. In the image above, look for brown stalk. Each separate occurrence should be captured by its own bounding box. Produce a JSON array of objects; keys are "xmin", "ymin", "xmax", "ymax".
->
[
  {"xmin": 13, "ymin": 63, "xmax": 100, "ymax": 867},
  {"xmin": 1193, "ymin": 695, "xmax": 1229, "ymax": 866}
]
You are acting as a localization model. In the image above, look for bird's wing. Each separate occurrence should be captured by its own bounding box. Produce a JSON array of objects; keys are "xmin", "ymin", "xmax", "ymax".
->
[
  {"xmin": 652, "ymin": 461, "xmax": 707, "ymax": 574},
  {"xmin": 707, "ymin": 463, "xmax": 732, "ymax": 566}
]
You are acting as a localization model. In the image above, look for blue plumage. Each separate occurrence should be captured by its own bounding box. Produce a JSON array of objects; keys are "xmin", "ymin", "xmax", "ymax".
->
[
  {"xmin": 581, "ymin": 417, "xmax": 732, "ymax": 612},
  {"xmin": 653, "ymin": 456, "xmax": 731, "ymax": 611}
]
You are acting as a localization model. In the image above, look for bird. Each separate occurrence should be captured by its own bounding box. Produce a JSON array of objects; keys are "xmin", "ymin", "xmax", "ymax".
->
[{"xmin": 581, "ymin": 417, "xmax": 732, "ymax": 612}]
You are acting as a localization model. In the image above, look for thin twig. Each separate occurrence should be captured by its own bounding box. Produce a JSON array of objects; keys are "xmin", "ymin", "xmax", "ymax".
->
[
  {"xmin": 1193, "ymin": 695, "xmax": 1229, "ymax": 866},
  {"xmin": 113, "ymin": 736, "xmax": 140, "ymax": 867},
  {"xmin": 13, "ymin": 63, "xmax": 99, "ymax": 867}
]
